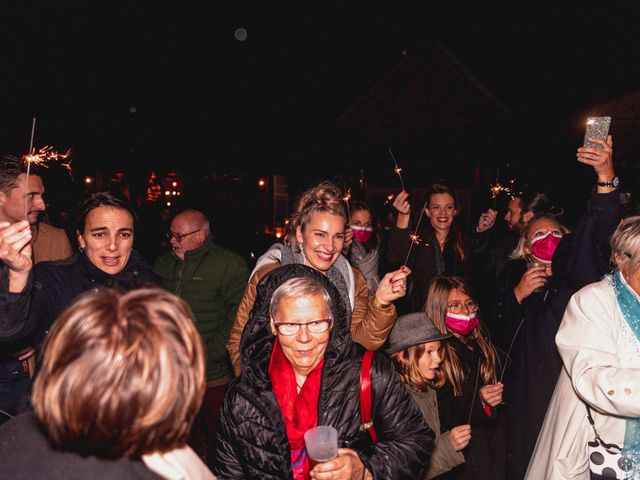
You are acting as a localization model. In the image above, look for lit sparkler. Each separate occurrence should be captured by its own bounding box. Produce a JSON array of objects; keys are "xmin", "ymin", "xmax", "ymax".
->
[
  {"xmin": 489, "ymin": 166, "xmax": 519, "ymax": 207},
  {"xmin": 388, "ymin": 147, "xmax": 406, "ymax": 191},
  {"xmin": 342, "ymin": 187, "xmax": 352, "ymax": 223},
  {"xmin": 22, "ymin": 146, "xmax": 73, "ymax": 218},
  {"xmin": 23, "ymin": 146, "xmax": 73, "ymax": 169},
  {"xmin": 403, "ymin": 200, "xmax": 428, "ymax": 266},
  {"xmin": 384, "ymin": 194, "xmax": 395, "ymax": 205}
]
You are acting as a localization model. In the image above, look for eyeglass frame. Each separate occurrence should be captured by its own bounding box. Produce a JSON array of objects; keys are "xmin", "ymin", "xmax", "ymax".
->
[
  {"xmin": 446, "ymin": 300, "xmax": 479, "ymax": 314},
  {"xmin": 166, "ymin": 229, "xmax": 201, "ymax": 243},
  {"xmin": 272, "ymin": 318, "xmax": 333, "ymax": 336}
]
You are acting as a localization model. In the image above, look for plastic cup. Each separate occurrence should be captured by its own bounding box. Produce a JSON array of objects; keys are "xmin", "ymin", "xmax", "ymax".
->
[
  {"xmin": 304, "ymin": 425, "xmax": 338, "ymax": 464},
  {"xmin": 527, "ymin": 260, "xmax": 548, "ymax": 293}
]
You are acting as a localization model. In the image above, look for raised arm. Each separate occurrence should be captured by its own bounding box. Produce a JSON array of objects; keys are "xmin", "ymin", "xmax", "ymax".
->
[{"xmin": 0, "ymin": 221, "xmax": 35, "ymax": 342}]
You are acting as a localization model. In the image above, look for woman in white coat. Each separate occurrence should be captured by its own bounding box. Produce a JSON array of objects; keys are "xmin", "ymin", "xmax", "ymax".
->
[{"xmin": 526, "ymin": 216, "xmax": 640, "ymax": 479}]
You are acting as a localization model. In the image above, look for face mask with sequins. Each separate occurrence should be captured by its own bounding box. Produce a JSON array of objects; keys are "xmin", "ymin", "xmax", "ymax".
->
[{"xmin": 530, "ymin": 232, "xmax": 563, "ymax": 262}]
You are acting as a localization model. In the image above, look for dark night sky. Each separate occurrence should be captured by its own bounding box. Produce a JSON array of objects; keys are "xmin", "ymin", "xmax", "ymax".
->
[{"xmin": 2, "ymin": 1, "xmax": 640, "ymax": 187}]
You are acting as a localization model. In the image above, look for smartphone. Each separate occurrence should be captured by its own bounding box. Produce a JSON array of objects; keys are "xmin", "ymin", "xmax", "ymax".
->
[{"xmin": 583, "ymin": 116, "xmax": 611, "ymax": 148}]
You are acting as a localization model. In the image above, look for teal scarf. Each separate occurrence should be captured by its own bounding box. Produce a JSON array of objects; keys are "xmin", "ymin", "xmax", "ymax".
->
[{"xmin": 612, "ymin": 270, "xmax": 640, "ymax": 474}]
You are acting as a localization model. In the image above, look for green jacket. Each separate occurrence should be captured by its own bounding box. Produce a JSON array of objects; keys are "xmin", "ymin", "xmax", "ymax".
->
[
  {"xmin": 409, "ymin": 386, "xmax": 465, "ymax": 479},
  {"xmin": 154, "ymin": 238, "xmax": 249, "ymax": 382}
]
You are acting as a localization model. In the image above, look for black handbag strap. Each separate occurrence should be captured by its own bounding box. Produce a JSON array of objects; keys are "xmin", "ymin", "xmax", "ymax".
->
[{"xmin": 586, "ymin": 404, "xmax": 623, "ymax": 451}]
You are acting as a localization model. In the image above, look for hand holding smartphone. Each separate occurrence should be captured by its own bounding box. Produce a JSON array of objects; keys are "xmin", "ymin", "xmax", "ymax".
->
[{"xmin": 583, "ymin": 116, "xmax": 611, "ymax": 149}]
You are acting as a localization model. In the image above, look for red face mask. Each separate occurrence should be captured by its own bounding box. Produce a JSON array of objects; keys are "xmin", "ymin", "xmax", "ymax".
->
[
  {"xmin": 530, "ymin": 232, "xmax": 562, "ymax": 262},
  {"xmin": 445, "ymin": 312, "xmax": 479, "ymax": 336},
  {"xmin": 351, "ymin": 225, "xmax": 373, "ymax": 244}
]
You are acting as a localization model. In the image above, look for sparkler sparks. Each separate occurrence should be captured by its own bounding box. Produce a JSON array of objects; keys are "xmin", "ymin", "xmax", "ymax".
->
[
  {"xmin": 343, "ymin": 188, "xmax": 351, "ymax": 223},
  {"xmin": 403, "ymin": 200, "xmax": 428, "ymax": 266},
  {"xmin": 23, "ymin": 146, "xmax": 73, "ymax": 170},
  {"xmin": 22, "ymin": 146, "xmax": 74, "ymax": 218},
  {"xmin": 489, "ymin": 178, "xmax": 518, "ymax": 199},
  {"xmin": 409, "ymin": 234, "xmax": 421, "ymax": 245},
  {"xmin": 388, "ymin": 147, "xmax": 405, "ymax": 191}
]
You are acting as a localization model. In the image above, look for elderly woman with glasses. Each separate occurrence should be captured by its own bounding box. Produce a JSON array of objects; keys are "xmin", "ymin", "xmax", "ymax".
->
[
  {"xmin": 215, "ymin": 264, "xmax": 432, "ymax": 479},
  {"xmin": 527, "ymin": 216, "xmax": 640, "ymax": 479}
]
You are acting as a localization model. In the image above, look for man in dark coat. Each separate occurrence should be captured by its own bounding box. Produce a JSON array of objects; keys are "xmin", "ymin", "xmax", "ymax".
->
[{"xmin": 215, "ymin": 264, "xmax": 434, "ymax": 479}]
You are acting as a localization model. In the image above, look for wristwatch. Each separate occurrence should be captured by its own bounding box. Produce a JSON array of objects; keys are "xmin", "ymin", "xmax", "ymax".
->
[{"xmin": 597, "ymin": 176, "xmax": 619, "ymax": 188}]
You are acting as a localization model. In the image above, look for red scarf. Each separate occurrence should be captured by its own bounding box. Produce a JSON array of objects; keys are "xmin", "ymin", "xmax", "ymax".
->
[{"xmin": 269, "ymin": 339, "xmax": 324, "ymax": 480}]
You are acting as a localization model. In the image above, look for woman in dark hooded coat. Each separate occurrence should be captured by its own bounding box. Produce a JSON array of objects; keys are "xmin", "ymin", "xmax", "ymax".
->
[{"xmin": 214, "ymin": 264, "xmax": 433, "ymax": 479}]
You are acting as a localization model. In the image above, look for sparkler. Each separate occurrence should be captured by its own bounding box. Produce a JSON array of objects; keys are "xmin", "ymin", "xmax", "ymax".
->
[
  {"xmin": 28, "ymin": 118, "xmax": 36, "ymax": 153},
  {"xmin": 467, "ymin": 360, "xmax": 482, "ymax": 425},
  {"xmin": 488, "ymin": 167, "xmax": 519, "ymax": 207},
  {"xmin": 403, "ymin": 200, "xmax": 428, "ymax": 266},
  {"xmin": 22, "ymin": 146, "xmax": 73, "ymax": 218},
  {"xmin": 342, "ymin": 188, "xmax": 352, "ymax": 224},
  {"xmin": 388, "ymin": 147, "xmax": 405, "ymax": 191}
]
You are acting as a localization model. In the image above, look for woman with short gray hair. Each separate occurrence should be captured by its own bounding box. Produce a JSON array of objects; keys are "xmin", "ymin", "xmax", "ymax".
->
[{"xmin": 527, "ymin": 216, "xmax": 640, "ymax": 479}]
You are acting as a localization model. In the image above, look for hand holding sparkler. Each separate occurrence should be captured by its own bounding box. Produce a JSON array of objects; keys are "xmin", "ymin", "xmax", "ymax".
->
[
  {"xmin": 341, "ymin": 188, "xmax": 353, "ymax": 254},
  {"xmin": 476, "ymin": 209, "xmax": 497, "ymax": 233},
  {"xmin": 392, "ymin": 190, "xmax": 411, "ymax": 229},
  {"xmin": 449, "ymin": 425, "xmax": 472, "ymax": 452},
  {"xmin": 401, "ymin": 198, "xmax": 428, "ymax": 267},
  {"xmin": 479, "ymin": 382, "xmax": 503, "ymax": 408},
  {"xmin": 374, "ymin": 266, "xmax": 411, "ymax": 305},
  {"xmin": 342, "ymin": 227, "xmax": 354, "ymax": 255},
  {"xmin": 0, "ymin": 221, "xmax": 33, "ymax": 293}
]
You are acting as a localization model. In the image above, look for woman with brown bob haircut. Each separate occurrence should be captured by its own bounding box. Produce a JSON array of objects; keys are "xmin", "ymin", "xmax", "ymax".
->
[{"xmin": 0, "ymin": 287, "xmax": 216, "ymax": 480}]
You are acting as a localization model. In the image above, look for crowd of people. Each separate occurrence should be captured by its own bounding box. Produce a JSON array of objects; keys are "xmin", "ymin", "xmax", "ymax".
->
[{"xmin": 0, "ymin": 134, "xmax": 638, "ymax": 480}]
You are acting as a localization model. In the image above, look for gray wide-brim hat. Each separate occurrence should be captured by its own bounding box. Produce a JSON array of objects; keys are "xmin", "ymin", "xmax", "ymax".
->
[{"xmin": 385, "ymin": 312, "xmax": 451, "ymax": 355}]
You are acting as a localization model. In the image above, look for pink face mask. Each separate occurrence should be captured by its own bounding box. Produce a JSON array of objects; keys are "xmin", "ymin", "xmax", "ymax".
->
[
  {"xmin": 351, "ymin": 225, "xmax": 373, "ymax": 244},
  {"xmin": 445, "ymin": 312, "xmax": 479, "ymax": 336},
  {"xmin": 530, "ymin": 232, "xmax": 562, "ymax": 262}
]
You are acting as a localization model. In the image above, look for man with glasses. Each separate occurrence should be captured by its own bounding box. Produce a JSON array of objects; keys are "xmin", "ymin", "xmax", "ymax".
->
[{"xmin": 154, "ymin": 209, "xmax": 248, "ymax": 466}]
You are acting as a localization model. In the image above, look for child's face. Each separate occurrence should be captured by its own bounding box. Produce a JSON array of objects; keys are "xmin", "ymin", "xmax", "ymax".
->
[{"xmin": 418, "ymin": 341, "xmax": 442, "ymax": 380}]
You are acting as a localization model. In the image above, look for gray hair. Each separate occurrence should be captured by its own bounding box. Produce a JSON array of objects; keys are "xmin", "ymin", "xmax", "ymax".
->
[
  {"xmin": 611, "ymin": 216, "xmax": 640, "ymax": 275},
  {"xmin": 269, "ymin": 277, "xmax": 333, "ymax": 321}
]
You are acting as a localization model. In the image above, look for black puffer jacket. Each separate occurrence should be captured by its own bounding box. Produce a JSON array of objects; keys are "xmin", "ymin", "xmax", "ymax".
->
[
  {"xmin": 3, "ymin": 251, "xmax": 162, "ymax": 353},
  {"xmin": 214, "ymin": 264, "xmax": 433, "ymax": 479}
]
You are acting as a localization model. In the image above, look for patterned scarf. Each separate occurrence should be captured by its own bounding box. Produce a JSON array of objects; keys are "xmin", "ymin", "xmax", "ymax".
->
[
  {"xmin": 255, "ymin": 243, "xmax": 354, "ymax": 318},
  {"xmin": 349, "ymin": 242, "xmax": 380, "ymax": 296},
  {"xmin": 269, "ymin": 340, "xmax": 324, "ymax": 480},
  {"xmin": 612, "ymin": 270, "xmax": 640, "ymax": 475}
]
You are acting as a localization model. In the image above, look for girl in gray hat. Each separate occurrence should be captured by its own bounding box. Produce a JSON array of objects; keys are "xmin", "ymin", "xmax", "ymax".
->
[{"xmin": 388, "ymin": 312, "xmax": 471, "ymax": 479}]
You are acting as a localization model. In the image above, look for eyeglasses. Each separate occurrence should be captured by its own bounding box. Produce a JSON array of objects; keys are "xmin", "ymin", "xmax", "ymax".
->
[
  {"xmin": 273, "ymin": 319, "xmax": 332, "ymax": 336},
  {"xmin": 447, "ymin": 301, "xmax": 479, "ymax": 314},
  {"xmin": 166, "ymin": 229, "xmax": 200, "ymax": 242}
]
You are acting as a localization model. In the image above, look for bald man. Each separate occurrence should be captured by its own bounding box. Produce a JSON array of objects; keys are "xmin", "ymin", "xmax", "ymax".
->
[{"xmin": 154, "ymin": 209, "xmax": 248, "ymax": 465}]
